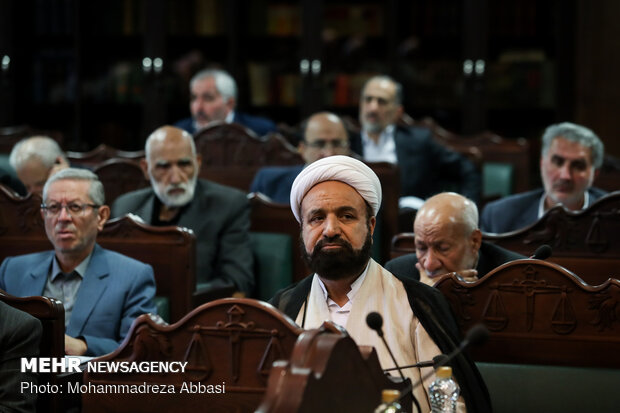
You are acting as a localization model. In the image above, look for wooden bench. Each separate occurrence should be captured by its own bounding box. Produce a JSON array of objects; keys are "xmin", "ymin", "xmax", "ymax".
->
[
  {"xmin": 81, "ymin": 298, "xmax": 303, "ymax": 413},
  {"xmin": 92, "ymin": 158, "xmax": 149, "ymax": 205}
]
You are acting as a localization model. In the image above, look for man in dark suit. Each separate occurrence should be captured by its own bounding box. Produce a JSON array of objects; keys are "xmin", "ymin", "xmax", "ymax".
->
[
  {"xmin": 0, "ymin": 168, "xmax": 156, "ymax": 356},
  {"xmin": 0, "ymin": 300, "xmax": 42, "ymax": 413},
  {"xmin": 250, "ymin": 112, "xmax": 350, "ymax": 204},
  {"xmin": 174, "ymin": 68, "xmax": 277, "ymax": 136},
  {"xmin": 481, "ymin": 122, "xmax": 607, "ymax": 233},
  {"xmin": 112, "ymin": 126, "xmax": 255, "ymax": 296},
  {"xmin": 350, "ymin": 75, "xmax": 480, "ymax": 203},
  {"xmin": 386, "ymin": 192, "xmax": 523, "ymax": 286}
]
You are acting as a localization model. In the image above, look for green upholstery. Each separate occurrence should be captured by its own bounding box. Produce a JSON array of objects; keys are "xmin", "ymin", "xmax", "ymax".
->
[
  {"xmin": 153, "ymin": 296, "xmax": 170, "ymax": 323},
  {"xmin": 250, "ymin": 232, "xmax": 293, "ymax": 301},
  {"xmin": 0, "ymin": 154, "xmax": 16, "ymax": 178},
  {"xmin": 483, "ymin": 162, "xmax": 514, "ymax": 198},
  {"xmin": 476, "ymin": 362, "xmax": 620, "ymax": 413}
]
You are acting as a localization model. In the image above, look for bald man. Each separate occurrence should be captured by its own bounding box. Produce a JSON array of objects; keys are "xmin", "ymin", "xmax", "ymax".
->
[
  {"xmin": 385, "ymin": 192, "xmax": 523, "ymax": 286},
  {"xmin": 9, "ymin": 136, "xmax": 69, "ymax": 196},
  {"xmin": 250, "ymin": 112, "xmax": 351, "ymax": 204},
  {"xmin": 270, "ymin": 157, "xmax": 491, "ymax": 413},
  {"xmin": 112, "ymin": 126, "xmax": 254, "ymax": 295}
]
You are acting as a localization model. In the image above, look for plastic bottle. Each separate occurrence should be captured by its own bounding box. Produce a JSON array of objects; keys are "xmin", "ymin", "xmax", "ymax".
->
[
  {"xmin": 429, "ymin": 366, "xmax": 460, "ymax": 413},
  {"xmin": 374, "ymin": 389, "xmax": 404, "ymax": 413}
]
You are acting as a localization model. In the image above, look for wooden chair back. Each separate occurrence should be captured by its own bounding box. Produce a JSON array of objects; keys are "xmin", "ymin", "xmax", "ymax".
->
[
  {"xmin": 390, "ymin": 232, "xmax": 416, "ymax": 260},
  {"xmin": 435, "ymin": 259, "xmax": 620, "ymax": 368},
  {"xmin": 256, "ymin": 322, "xmax": 412, "ymax": 413},
  {"xmin": 98, "ymin": 215, "xmax": 197, "ymax": 322},
  {"xmin": 0, "ymin": 125, "xmax": 64, "ymax": 153},
  {"xmin": 413, "ymin": 117, "xmax": 531, "ymax": 194},
  {"xmin": 194, "ymin": 122, "xmax": 302, "ymax": 191},
  {"xmin": 0, "ymin": 289, "xmax": 65, "ymax": 412},
  {"xmin": 66, "ymin": 143, "xmax": 145, "ymax": 167},
  {"xmin": 92, "ymin": 158, "xmax": 149, "ymax": 205},
  {"xmin": 81, "ymin": 298, "xmax": 303, "ymax": 413},
  {"xmin": 483, "ymin": 191, "xmax": 620, "ymax": 285},
  {"xmin": 248, "ymin": 193, "xmax": 308, "ymax": 282}
]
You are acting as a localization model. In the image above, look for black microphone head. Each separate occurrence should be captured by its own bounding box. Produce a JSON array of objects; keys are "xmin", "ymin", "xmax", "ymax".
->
[
  {"xmin": 464, "ymin": 324, "xmax": 489, "ymax": 347},
  {"xmin": 366, "ymin": 312, "xmax": 383, "ymax": 334},
  {"xmin": 532, "ymin": 244, "xmax": 552, "ymax": 260},
  {"xmin": 432, "ymin": 354, "xmax": 449, "ymax": 367}
]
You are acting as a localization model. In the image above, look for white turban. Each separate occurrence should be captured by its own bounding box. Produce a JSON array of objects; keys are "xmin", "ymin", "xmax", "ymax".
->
[{"xmin": 290, "ymin": 155, "xmax": 382, "ymax": 223}]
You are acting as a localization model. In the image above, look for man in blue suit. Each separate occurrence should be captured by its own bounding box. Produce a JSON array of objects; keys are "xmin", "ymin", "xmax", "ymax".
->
[
  {"xmin": 349, "ymin": 75, "xmax": 481, "ymax": 203},
  {"xmin": 175, "ymin": 68, "xmax": 277, "ymax": 136},
  {"xmin": 481, "ymin": 122, "xmax": 607, "ymax": 233},
  {"xmin": 250, "ymin": 112, "xmax": 351, "ymax": 204},
  {"xmin": 0, "ymin": 168, "xmax": 156, "ymax": 357}
]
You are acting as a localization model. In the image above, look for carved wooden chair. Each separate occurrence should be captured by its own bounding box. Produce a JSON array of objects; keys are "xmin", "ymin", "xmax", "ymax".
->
[
  {"xmin": 435, "ymin": 259, "xmax": 620, "ymax": 368},
  {"xmin": 483, "ymin": 191, "xmax": 620, "ymax": 285},
  {"xmin": 194, "ymin": 121, "xmax": 303, "ymax": 191},
  {"xmin": 0, "ymin": 289, "xmax": 66, "ymax": 412},
  {"xmin": 81, "ymin": 298, "xmax": 304, "ymax": 413},
  {"xmin": 66, "ymin": 143, "xmax": 145, "ymax": 168},
  {"xmin": 92, "ymin": 158, "xmax": 149, "ymax": 205},
  {"xmin": 0, "ymin": 125, "xmax": 64, "ymax": 153}
]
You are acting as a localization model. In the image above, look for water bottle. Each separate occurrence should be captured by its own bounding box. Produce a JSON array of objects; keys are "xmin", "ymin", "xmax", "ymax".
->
[
  {"xmin": 429, "ymin": 366, "xmax": 459, "ymax": 413},
  {"xmin": 374, "ymin": 389, "xmax": 404, "ymax": 413}
]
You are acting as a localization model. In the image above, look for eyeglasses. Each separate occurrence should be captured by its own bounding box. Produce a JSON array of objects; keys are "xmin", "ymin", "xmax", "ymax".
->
[
  {"xmin": 41, "ymin": 202, "xmax": 100, "ymax": 217},
  {"xmin": 305, "ymin": 139, "xmax": 349, "ymax": 150}
]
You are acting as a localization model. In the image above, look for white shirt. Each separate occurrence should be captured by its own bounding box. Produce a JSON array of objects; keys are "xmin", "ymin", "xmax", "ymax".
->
[
  {"xmin": 537, "ymin": 190, "xmax": 591, "ymax": 218},
  {"xmin": 361, "ymin": 125, "xmax": 398, "ymax": 164},
  {"xmin": 316, "ymin": 264, "xmax": 369, "ymax": 328}
]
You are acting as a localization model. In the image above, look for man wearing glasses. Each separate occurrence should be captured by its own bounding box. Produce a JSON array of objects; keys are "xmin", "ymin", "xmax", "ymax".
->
[
  {"xmin": 250, "ymin": 112, "xmax": 351, "ymax": 204},
  {"xmin": 0, "ymin": 168, "xmax": 156, "ymax": 357}
]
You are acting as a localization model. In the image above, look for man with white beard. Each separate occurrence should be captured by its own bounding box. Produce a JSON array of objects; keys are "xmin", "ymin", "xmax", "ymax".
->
[{"xmin": 112, "ymin": 126, "xmax": 254, "ymax": 295}]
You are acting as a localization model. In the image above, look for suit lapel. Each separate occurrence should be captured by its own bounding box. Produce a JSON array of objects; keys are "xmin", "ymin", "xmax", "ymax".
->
[
  {"xmin": 28, "ymin": 252, "xmax": 56, "ymax": 296},
  {"xmin": 66, "ymin": 244, "xmax": 110, "ymax": 337}
]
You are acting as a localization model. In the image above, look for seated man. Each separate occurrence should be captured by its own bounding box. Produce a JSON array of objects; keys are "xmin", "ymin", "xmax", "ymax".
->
[
  {"xmin": 0, "ymin": 301, "xmax": 42, "ymax": 413},
  {"xmin": 175, "ymin": 68, "xmax": 277, "ymax": 136},
  {"xmin": 250, "ymin": 111, "xmax": 350, "ymax": 204},
  {"xmin": 385, "ymin": 192, "xmax": 524, "ymax": 286},
  {"xmin": 112, "ymin": 126, "xmax": 254, "ymax": 295},
  {"xmin": 9, "ymin": 136, "xmax": 70, "ymax": 197},
  {"xmin": 350, "ymin": 75, "xmax": 481, "ymax": 203},
  {"xmin": 481, "ymin": 122, "xmax": 607, "ymax": 233},
  {"xmin": 270, "ymin": 156, "xmax": 491, "ymax": 413},
  {"xmin": 0, "ymin": 168, "xmax": 156, "ymax": 356}
]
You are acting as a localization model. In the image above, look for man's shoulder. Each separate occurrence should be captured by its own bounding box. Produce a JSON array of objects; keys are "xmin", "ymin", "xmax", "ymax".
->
[
  {"xmin": 395, "ymin": 124, "xmax": 433, "ymax": 142},
  {"xmin": 196, "ymin": 179, "xmax": 247, "ymax": 202},
  {"xmin": 479, "ymin": 241, "xmax": 525, "ymax": 265},
  {"xmin": 235, "ymin": 112, "xmax": 277, "ymax": 135},
  {"xmin": 173, "ymin": 117, "xmax": 195, "ymax": 134},
  {"xmin": 384, "ymin": 253, "xmax": 420, "ymax": 281},
  {"xmin": 484, "ymin": 188, "xmax": 543, "ymax": 210},
  {"xmin": 114, "ymin": 186, "xmax": 153, "ymax": 205},
  {"xmin": 94, "ymin": 246, "xmax": 153, "ymax": 278},
  {"xmin": 255, "ymin": 165, "xmax": 304, "ymax": 181},
  {"xmin": 2, "ymin": 250, "xmax": 53, "ymax": 267},
  {"xmin": 589, "ymin": 186, "xmax": 608, "ymax": 200}
]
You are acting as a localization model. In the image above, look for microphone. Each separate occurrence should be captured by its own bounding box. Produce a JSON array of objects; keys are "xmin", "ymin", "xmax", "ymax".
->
[
  {"xmin": 384, "ymin": 354, "xmax": 448, "ymax": 372},
  {"xmin": 404, "ymin": 323, "xmax": 490, "ymax": 399},
  {"xmin": 530, "ymin": 244, "xmax": 552, "ymax": 260},
  {"xmin": 366, "ymin": 312, "xmax": 405, "ymax": 381},
  {"xmin": 367, "ymin": 311, "xmax": 421, "ymax": 413}
]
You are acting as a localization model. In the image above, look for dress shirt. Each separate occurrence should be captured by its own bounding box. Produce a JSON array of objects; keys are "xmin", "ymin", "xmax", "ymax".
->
[
  {"xmin": 316, "ymin": 263, "xmax": 370, "ymax": 328},
  {"xmin": 537, "ymin": 190, "xmax": 591, "ymax": 218},
  {"xmin": 43, "ymin": 253, "xmax": 92, "ymax": 328},
  {"xmin": 361, "ymin": 125, "xmax": 398, "ymax": 164}
]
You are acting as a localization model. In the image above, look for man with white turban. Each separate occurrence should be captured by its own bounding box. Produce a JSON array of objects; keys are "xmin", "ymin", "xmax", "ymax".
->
[{"xmin": 270, "ymin": 156, "xmax": 491, "ymax": 413}]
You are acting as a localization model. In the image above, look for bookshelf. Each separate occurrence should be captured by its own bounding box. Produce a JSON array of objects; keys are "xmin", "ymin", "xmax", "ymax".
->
[{"xmin": 1, "ymin": 0, "xmax": 577, "ymax": 150}]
